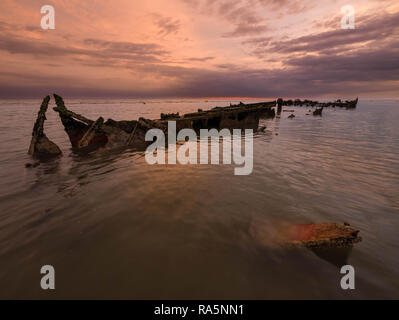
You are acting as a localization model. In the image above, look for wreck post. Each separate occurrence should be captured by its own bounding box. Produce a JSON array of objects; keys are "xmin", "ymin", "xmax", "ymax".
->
[
  {"xmin": 313, "ymin": 107, "xmax": 323, "ymax": 116},
  {"xmin": 28, "ymin": 96, "xmax": 62, "ymax": 159},
  {"xmin": 277, "ymin": 98, "xmax": 283, "ymax": 114}
]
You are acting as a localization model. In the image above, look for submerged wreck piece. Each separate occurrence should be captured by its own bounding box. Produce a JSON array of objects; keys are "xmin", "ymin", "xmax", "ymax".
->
[
  {"xmin": 285, "ymin": 223, "xmax": 361, "ymax": 248},
  {"xmin": 28, "ymin": 96, "xmax": 62, "ymax": 159}
]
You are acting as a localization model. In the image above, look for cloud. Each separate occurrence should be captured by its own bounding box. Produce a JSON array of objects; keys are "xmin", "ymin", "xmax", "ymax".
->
[
  {"xmin": 83, "ymin": 38, "xmax": 168, "ymax": 56},
  {"xmin": 245, "ymin": 10, "xmax": 399, "ymax": 66},
  {"xmin": 0, "ymin": 27, "xmax": 169, "ymax": 65},
  {"xmin": 222, "ymin": 23, "xmax": 268, "ymax": 37},
  {"xmin": 153, "ymin": 15, "xmax": 181, "ymax": 36},
  {"xmin": 0, "ymin": 1, "xmax": 398, "ymax": 98},
  {"xmin": 186, "ymin": 56, "xmax": 215, "ymax": 62},
  {"xmin": 268, "ymin": 13, "xmax": 399, "ymax": 55},
  {"xmin": 181, "ymin": 0, "xmax": 270, "ymax": 38}
]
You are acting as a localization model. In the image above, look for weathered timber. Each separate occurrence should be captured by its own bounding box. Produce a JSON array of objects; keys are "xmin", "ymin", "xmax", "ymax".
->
[
  {"xmin": 285, "ymin": 223, "xmax": 361, "ymax": 248},
  {"xmin": 53, "ymin": 94, "xmax": 167, "ymax": 152},
  {"xmin": 126, "ymin": 122, "xmax": 139, "ymax": 146},
  {"xmin": 28, "ymin": 96, "xmax": 62, "ymax": 159},
  {"xmin": 53, "ymin": 94, "xmax": 97, "ymax": 149},
  {"xmin": 77, "ymin": 117, "xmax": 105, "ymax": 149}
]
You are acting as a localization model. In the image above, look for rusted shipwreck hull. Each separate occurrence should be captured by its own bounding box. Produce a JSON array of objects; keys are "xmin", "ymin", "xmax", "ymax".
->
[
  {"xmin": 28, "ymin": 94, "xmax": 358, "ymax": 159},
  {"xmin": 51, "ymin": 94, "xmax": 276, "ymax": 154}
]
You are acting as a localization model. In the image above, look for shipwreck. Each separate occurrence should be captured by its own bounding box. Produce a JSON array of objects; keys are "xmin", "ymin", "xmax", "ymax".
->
[
  {"xmin": 29, "ymin": 94, "xmax": 358, "ymax": 159},
  {"xmin": 29, "ymin": 94, "xmax": 276, "ymax": 158}
]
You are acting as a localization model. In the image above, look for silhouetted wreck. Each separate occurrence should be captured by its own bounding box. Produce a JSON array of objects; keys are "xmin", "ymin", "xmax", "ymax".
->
[
  {"xmin": 28, "ymin": 94, "xmax": 359, "ymax": 159},
  {"xmin": 29, "ymin": 94, "xmax": 276, "ymax": 158}
]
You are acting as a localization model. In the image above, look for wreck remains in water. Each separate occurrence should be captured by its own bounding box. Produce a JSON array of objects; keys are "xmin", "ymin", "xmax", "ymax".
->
[
  {"xmin": 31, "ymin": 94, "xmax": 276, "ymax": 156},
  {"xmin": 29, "ymin": 94, "xmax": 358, "ymax": 159}
]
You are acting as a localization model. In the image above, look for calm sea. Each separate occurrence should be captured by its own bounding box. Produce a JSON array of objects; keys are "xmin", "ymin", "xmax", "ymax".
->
[{"xmin": 0, "ymin": 98, "xmax": 398, "ymax": 299}]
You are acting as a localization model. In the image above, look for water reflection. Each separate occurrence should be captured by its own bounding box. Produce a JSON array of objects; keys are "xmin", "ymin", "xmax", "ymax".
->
[
  {"xmin": 0, "ymin": 99, "xmax": 398, "ymax": 299},
  {"xmin": 311, "ymin": 246, "xmax": 354, "ymax": 268}
]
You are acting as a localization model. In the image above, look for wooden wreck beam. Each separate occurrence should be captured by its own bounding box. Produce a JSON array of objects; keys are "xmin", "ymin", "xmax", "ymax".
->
[
  {"xmin": 53, "ymin": 94, "xmax": 93, "ymax": 125},
  {"xmin": 77, "ymin": 117, "xmax": 104, "ymax": 148},
  {"xmin": 53, "ymin": 93, "xmax": 97, "ymax": 148},
  {"xmin": 28, "ymin": 96, "xmax": 62, "ymax": 159},
  {"xmin": 126, "ymin": 121, "xmax": 139, "ymax": 146}
]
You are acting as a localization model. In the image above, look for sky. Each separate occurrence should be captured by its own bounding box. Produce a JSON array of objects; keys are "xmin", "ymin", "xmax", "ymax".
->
[{"xmin": 0, "ymin": 0, "xmax": 398, "ymax": 98}]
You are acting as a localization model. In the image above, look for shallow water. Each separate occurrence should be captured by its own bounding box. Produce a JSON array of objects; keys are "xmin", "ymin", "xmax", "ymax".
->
[{"xmin": 0, "ymin": 98, "xmax": 398, "ymax": 299}]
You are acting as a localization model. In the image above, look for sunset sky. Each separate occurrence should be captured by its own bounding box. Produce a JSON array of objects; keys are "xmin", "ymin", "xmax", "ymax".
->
[{"xmin": 0, "ymin": 0, "xmax": 398, "ymax": 98}]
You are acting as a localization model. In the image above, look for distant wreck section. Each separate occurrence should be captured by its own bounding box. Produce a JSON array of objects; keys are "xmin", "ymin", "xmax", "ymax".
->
[
  {"xmin": 280, "ymin": 98, "xmax": 358, "ymax": 109},
  {"xmin": 28, "ymin": 94, "xmax": 358, "ymax": 158}
]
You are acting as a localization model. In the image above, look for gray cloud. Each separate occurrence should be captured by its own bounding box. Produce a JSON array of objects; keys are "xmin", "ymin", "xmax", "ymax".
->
[
  {"xmin": 222, "ymin": 23, "xmax": 269, "ymax": 37},
  {"xmin": 154, "ymin": 15, "xmax": 181, "ymax": 36},
  {"xmin": 251, "ymin": 12, "xmax": 399, "ymax": 57},
  {"xmin": 0, "ymin": 29, "xmax": 169, "ymax": 65},
  {"xmin": 186, "ymin": 56, "xmax": 215, "ymax": 62}
]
